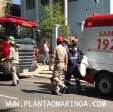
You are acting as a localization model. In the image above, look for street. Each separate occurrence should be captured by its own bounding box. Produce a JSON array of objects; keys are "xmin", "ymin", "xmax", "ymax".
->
[{"xmin": 0, "ymin": 64, "xmax": 113, "ymax": 112}]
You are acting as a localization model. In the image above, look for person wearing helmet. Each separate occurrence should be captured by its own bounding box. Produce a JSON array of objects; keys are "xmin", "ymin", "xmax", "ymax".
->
[
  {"xmin": 8, "ymin": 36, "xmax": 20, "ymax": 86},
  {"xmin": 8, "ymin": 36, "xmax": 15, "ymax": 42},
  {"xmin": 49, "ymin": 36, "xmax": 68, "ymax": 95}
]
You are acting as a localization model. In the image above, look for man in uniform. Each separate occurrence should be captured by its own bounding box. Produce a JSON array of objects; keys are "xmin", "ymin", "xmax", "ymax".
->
[
  {"xmin": 49, "ymin": 36, "xmax": 68, "ymax": 95},
  {"xmin": 8, "ymin": 36, "xmax": 20, "ymax": 86}
]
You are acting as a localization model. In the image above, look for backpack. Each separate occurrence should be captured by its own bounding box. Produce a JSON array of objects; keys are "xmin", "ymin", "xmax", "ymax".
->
[{"xmin": 0, "ymin": 39, "xmax": 11, "ymax": 59}]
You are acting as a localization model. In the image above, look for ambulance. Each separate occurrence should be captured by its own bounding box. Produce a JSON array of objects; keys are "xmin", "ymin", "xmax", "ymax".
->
[{"xmin": 80, "ymin": 14, "xmax": 113, "ymax": 95}]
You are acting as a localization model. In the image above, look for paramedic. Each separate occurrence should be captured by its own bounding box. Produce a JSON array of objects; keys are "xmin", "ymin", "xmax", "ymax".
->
[{"xmin": 49, "ymin": 36, "xmax": 68, "ymax": 95}]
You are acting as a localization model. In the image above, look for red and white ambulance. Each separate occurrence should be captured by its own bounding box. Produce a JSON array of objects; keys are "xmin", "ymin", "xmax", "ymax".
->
[{"xmin": 80, "ymin": 14, "xmax": 113, "ymax": 95}]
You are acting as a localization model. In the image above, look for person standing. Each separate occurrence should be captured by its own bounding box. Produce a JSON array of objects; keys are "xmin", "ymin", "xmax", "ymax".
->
[
  {"xmin": 64, "ymin": 46, "xmax": 81, "ymax": 86},
  {"xmin": 65, "ymin": 37, "xmax": 85, "ymax": 92},
  {"xmin": 43, "ymin": 41, "xmax": 49, "ymax": 64},
  {"xmin": 49, "ymin": 36, "xmax": 68, "ymax": 95},
  {"xmin": 8, "ymin": 36, "xmax": 20, "ymax": 86}
]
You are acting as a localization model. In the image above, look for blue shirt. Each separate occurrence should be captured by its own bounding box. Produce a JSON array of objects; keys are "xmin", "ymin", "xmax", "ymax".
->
[{"xmin": 68, "ymin": 50, "xmax": 80, "ymax": 70}]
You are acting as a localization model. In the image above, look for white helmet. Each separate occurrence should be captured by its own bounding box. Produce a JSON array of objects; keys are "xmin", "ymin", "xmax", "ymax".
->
[{"xmin": 8, "ymin": 36, "xmax": 15, "ymax": 44}]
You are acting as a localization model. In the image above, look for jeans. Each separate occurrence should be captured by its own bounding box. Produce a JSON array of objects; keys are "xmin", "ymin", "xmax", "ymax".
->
[
  {"xmin": 65, "ymin": 67, "xmax": 81, "ymax": 82},
  {"xmin": 44, "ymin": 52, "xmax": 49, "ymax": 64}
]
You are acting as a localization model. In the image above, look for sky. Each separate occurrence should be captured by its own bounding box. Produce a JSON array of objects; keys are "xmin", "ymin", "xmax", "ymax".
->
[{"xmin": 12, "ymin": 0, "xmax": 21, "ymax": 4}]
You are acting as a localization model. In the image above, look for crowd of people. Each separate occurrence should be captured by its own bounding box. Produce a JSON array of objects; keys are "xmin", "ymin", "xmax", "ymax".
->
[
  {"xmin": 0, "ymin": 34, "xmax": 88, "ymax": 95},
  {"xmin": 49, "ymin": 36, "xmax": 88, "ymax": 95}
]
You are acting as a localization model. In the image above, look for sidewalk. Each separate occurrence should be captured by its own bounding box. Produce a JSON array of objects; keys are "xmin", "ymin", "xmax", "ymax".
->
[{"xmin": 34, "ymin": 63, "xmax": 52, "ymax": 78}]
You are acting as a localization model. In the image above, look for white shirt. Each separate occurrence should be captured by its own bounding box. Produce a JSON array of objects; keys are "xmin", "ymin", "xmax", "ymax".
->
[
  {"xmin": 43, "ymin": 43, "xmax": 49, "ymax": 53},
  {"xmin": 9, "ymin": 47, "xmax": 19, "ymax": 64}
]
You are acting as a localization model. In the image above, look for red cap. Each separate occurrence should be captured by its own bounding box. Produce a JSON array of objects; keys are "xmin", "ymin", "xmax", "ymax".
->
[{"xmin": 57, "ymin": 36, "xmax": 64, "ymax": 43}]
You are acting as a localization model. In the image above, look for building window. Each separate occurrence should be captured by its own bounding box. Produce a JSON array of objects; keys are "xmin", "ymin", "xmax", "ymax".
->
[
  {"xmin": 26, "ymin": 0, "xmax": 35, "ymax": 9},
  {"xmin": 41, "ymin": 0, "xmax": 49, "ymax": 5}
]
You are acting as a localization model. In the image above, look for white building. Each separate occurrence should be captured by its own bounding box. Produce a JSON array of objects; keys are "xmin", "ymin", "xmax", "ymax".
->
[{"xmin": 21, "ymin": 0, "xmax": 113, "ymax": 36}]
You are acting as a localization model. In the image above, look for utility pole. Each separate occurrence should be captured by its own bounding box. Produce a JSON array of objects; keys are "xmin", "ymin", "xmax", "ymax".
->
[
  {"xmin": 49, "ymin": 0, "xmax": 53, "ymax": 17},
  {"xmin": 52, "ymin": 24, "xmax": 60, "ymax": 52},
  {"xmin": 64, "ymin": 0, "xmax": 68, "ymax": 26}
]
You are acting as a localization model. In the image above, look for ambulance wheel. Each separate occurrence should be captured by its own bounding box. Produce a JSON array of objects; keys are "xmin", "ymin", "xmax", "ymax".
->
[{"xmin": 95, "ymin": 75, "xmax": 113, "ymax": 95}]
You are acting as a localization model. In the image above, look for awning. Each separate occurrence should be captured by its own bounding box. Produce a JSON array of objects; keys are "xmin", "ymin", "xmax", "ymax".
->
[{"xmin": 0, "ymin": 15, "xmax": 37, "ymax": 27}]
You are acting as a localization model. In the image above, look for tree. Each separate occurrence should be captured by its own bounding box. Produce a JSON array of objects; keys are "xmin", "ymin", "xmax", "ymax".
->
[
  {"xmin": 5, "ymin": 0, "xmax": 12, "ymax": 14},
  {"xmin": 39, "ymin": 2, "xmax": 70, "ymax": 38}
]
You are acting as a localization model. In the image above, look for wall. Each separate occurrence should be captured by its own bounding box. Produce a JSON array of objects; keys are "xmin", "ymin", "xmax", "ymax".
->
[
  {"xmin": 68, "ymin": 0, "xmax": 110, "ymax": 37},
  {"xmin": 21, "ymin": 0, "xmax": 37, "ymax": 20},
  {"xmin": 110, "ymin": 0, "xmax": 113, "ymax": 13},
  {"xmin": 21, "ymin": 0, "xmax": 111, "ymax": 36}
]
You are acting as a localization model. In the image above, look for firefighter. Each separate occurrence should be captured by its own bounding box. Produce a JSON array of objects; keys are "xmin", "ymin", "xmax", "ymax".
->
[
  {"xmin": 49, "ymin": 36, "xmax": 68, "ymax": 95},
  {"xmin": 8, "ymin": 36, "xmax": 20, "ymax": 86}
]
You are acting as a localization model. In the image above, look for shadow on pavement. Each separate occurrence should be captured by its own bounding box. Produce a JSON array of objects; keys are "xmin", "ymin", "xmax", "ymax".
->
[
  {"xmin": 34, "ymin": 80, "xmax": 113, "ymax": 101},
  {"xmin": 0, "ymin": 75, "xmax": 12, "ymax": 81},
  {"xmin": 67, "ymin": 85, "xmax": 113, "ymax": 101},
  {"xmin": 0, "ymin": 83, "xmax": 11, "ymax": 86},
  {"xmin": 21, "ymin": 88, "xmax": 51, "ymax": 95},
  {"xmin": 21, "ymin": 83, "xmax": 52, "ymax": 95},
  {"xmin": 21, "ymin": 79, "xmax": 113, "ymax": 101},
  {"xmin": 0, "ymin": 108, "xmax": 16, "ymax": 112}
]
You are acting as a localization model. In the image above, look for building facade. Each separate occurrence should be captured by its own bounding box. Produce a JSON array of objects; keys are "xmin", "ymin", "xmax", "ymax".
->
[
  {"xmin": 21, "ymin": 0, "xmax": 113, "ymax": 36},
  {"xmin": 10, "ymin": 4, "xmax": 21, "ymax": 17}
]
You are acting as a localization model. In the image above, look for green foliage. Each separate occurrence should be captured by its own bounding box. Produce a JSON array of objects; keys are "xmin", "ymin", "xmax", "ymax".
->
[
  {"xmin": 2, "ymin": 0, "xmax": 12, "ymax": 14},
  {"xmin": 5, "ymin": 2, "xmax": 11, "ymax": 14},
  {"xmin": 39, "ymin": 2, "xmax": 70, "ymax": 38}
]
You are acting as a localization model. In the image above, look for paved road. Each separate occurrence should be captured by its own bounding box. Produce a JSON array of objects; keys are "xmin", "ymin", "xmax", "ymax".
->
[{"xmin": 0, "ymin": 64, "xmax": 113, "ymax": 112}]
